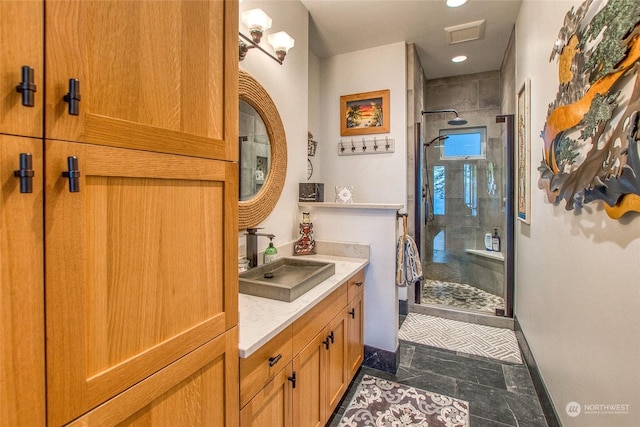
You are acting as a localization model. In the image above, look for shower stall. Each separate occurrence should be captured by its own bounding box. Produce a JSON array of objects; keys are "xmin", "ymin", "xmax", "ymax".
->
[{"xmin": 413, "ymin": 99, "xmax": 514, "ymax": 322}]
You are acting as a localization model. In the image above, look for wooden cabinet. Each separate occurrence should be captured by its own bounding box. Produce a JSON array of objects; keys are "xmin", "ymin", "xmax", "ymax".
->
[
  {"xmin": 0, "ymin": 135, "xmax": 45, "ymax": 426},
  {"xmin": 0, "ymin": 1, "xmax": 43, "ymax": 138},
  {"xmin": 66, "ymin": 328, "xmax": 239, "ymax": 427},
  {"xmin": 240, "ymin": 362, "xmax": 294, "ymax": 427},
  {"xmin": 241, "ymin": 267, "xmax": 366, "ymax": 427},
  {"xmin": 346, "ymin": 270, "xmax": 365, "ymax": 379},
  {"xmin": 2, "ymin": 1, "xmax": 239, "ymax": 425},
  {"xmin": 44, "ymin": 0, "xmax": 238, "ymax": 161},
  {"xmin": 44, "ymin": 140, "xmax": 238, "ymax": 426}
]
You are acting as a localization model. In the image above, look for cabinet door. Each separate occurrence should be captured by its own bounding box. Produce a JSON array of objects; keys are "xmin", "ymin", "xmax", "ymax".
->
[
  {"xmin": 240, "ymin": 362, "xmax": 293, "ymax": 427},
  {"xmin": 44, "ymin": 140, "xmax": 238, "ymax": 426},
  {"xmin": 67, "ymin": 328, "xmax": 239, "ymax": 427},
  {"xmin": 44, "ymin": 0, "xmax": 238, "ymax": 161},
  {"xmin": 0, "ymin": 0, "xmax": 43, "ymax": 137},
  {"xmin": 292, "ymin": 332, "xmax": 326, "ymax": 427},
  {"xmin": 325, "ymin": 311, "xmax": 348, "ymax": 415},
  {"xmin": 346, "ymin": 291, "xmax": 364, "ymax": 380},
  {"xmin": 0, "ymin": 135, "xmax": 44, "ymax": 426}
]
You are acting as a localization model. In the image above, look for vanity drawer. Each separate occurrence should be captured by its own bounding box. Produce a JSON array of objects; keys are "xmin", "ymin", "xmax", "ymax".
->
[
  {"xmin": 292, "ymin": 282, "xmax": 347, "ymax": 355},
  {"xmin": 347, "ymin": 268, "xmax": 365, "ymax": 301},
  {"xmin": 240, "ymin": 325, "xmax": 293, "ymax": 408}
]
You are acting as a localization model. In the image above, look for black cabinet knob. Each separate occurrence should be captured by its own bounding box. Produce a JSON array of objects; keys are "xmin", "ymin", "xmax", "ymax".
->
[
  {"xmin": 61, "ymin": 156, "xmax": 81, "ymax": 193},
  {"xmin": 13, "ymin": 153, "xmax": 34, "ymax": 193},
  {"xmin": 63, "ymin": 78, "xmax": 81, "ymax": 115},
  {"xmin": 16, "ymin": 66, "xmax": 36, "ymax": 107}
]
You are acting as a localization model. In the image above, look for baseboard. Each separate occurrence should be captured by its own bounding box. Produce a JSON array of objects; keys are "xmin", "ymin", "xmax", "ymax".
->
[
  {"xmin": 514, "ymin": 316, "xmax": 562, "ymax": 427},
  {"xmin": 399, "ymin": 299, "xmax": 408, "ymax": 315},
  {"xmin": 363, "ymin": 344, "xmax": 398, "ymax": 374}
]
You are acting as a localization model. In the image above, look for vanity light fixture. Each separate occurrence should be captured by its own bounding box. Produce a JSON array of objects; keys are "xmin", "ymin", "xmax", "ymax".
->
[
  {"xmin": 241, "ymin": 8, "xmax": 272, "ymax": 43},
  {"xmin": 238, "ymin": 9, "xmax": 295, "ymax": 65},
  {"xmin": 267, "ymin": 31, "xmax": 295, "ymax": 62}
]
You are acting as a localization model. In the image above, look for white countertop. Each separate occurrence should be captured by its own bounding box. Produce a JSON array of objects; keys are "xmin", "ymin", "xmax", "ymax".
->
[{"xmin": 238, "ymin": 254, "xmax": 369, "ymax": 358}]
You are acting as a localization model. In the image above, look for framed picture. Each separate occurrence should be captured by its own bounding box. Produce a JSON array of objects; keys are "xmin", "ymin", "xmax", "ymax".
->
[
  {"xmin": 340, "ymin": 89, "xmax": 390, "ymax": 136},
  {"xmin": 517, "ymin": 78, "xmax": 531, "ymax": 224}
]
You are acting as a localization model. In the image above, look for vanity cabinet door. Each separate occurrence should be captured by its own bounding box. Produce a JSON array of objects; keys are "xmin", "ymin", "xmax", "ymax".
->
[
  {"xmin": 346, "ymin": 290, "xmax": 365, "ymax": 380},
  {"xmin": 44, "ymin": 0, "xmax": 238, "ymax": 161},
  {"xmin": 292, "ymin": 331, "xmax": 326, "ymax": 427},
  {"xmin": 44, "ymin": 140, "xmax": 238, "ymax": 426},
  {"xmin": 0, "ymin": 0, "xmax": 43, "ymax": 138},
  {"xmin": 0, "ymin": 135, "xmax": 45, "ymax": 426},
  {"xmin": 240, "ymin": 362, "xmax": 293, "ymax": 427},
  {"xmin": 325, "ymin": 311, "xmax": 348, "ymax": 416}
]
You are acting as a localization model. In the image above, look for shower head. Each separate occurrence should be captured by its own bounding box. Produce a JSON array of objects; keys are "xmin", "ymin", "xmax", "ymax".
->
[
  {"xmin": 421, "ymin": 109, "xmax": 467, "ymax": 126},
  {"xmin": 447, "ymin": 116, "xmax": 467, "ymax": 126}
]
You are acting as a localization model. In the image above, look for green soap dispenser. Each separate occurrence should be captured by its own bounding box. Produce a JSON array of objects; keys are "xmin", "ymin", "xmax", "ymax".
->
[{"xmin": 264, "ymin": 237, "xmax": 278, "ymax": 264}]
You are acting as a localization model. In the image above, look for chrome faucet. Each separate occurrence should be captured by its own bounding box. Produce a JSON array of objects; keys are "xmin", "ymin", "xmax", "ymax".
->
[{"xmin": 245, "ymin": 228, "xmax": 275, "ymax": 268}]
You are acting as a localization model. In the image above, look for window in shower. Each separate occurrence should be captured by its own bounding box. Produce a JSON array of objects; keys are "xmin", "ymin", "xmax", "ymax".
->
[
  {"xmin": 433, "ymin": 165, "xmax": 445, "ymax": 215},
  {"xmin": 463, "ymin": 163, "xmax": 478, "ymax": 216},
  {"xmin": 439, "ymin": 127, "xmax": 486, "ymax": 159}
]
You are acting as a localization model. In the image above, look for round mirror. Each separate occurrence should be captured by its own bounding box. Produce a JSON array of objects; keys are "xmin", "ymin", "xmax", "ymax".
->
[{"xmin": 238, "ymin": 70, "xmax": 287, "ymax": 229}]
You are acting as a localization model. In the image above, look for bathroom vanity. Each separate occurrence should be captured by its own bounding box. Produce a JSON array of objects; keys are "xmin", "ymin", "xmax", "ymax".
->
[{"xmin": 238, "ymin": 254, "xmax": 367, "ymax": 426}]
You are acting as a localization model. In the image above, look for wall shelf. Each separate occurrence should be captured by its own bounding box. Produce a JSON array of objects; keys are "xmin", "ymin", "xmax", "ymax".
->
[{"xmin": 299, "ymin": 202, "xmax": 403, "ymax": 211}]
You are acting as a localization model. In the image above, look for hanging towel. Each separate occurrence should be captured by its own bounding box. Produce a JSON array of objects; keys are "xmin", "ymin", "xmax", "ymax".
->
[{"xmin": 396, "ymin": 215, "xmax": 423, "ymax": 287}]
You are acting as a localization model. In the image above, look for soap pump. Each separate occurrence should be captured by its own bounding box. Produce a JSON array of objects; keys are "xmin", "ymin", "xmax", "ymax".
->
[
  {"xmin": 264, "ymin": 237, "xmax": 278, "ymax": 264},
  {"xmin": 491, "ymin": 228, "xmax": 501, "ymax": 252}
]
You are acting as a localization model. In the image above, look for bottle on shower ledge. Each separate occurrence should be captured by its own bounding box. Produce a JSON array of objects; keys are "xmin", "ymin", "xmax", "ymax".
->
[{"xmin": 491, "ymin": 228, "xmax": 501, "ymax": 252}]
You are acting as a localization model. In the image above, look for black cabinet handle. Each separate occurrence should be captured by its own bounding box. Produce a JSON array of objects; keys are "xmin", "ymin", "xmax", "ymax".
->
[
  {"xmin": 349, "ymin": 308, "xmax": 356, "ymax": 319},
  {"xmin": 288, "ymin": 371, "xmax": 296, "ymax": 389},
  {"xmin": 61, "ymin": 156, "xmax": 81, "ymax": 192},
  {"xmin": 16, "ymin": 66, "xmax": 36, "ymax": 107},
  {"xmin": 13, "ymin": 153, "xmax": 34, "ymax": 193},
  {"xmin": 355, "ymin": 281, "xmax": 363, "ymax": 287},
  {"xmin": 322, "ymin": 337, "xmax": 330, "ymax": 350},
  {"xmin": 328, "ymin": 331, "xmax": 334, "ymax": 344},
  {"xmin": 268, "ymin": 354, "xmax": 282, "ymax": 367},
  {"xmin": 63, "ymin": 78, "xmax": 81, "ymax": 115}
]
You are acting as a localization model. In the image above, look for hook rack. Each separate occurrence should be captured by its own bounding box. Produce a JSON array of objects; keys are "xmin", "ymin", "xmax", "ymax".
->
[{"xmin": 338, "ymin": 137, "xmax": 395, "ymax": 156}]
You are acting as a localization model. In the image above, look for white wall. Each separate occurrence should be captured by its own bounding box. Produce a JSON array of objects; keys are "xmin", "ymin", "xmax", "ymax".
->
[
  {"xmin": 316, "ymin": 42, "xmax": 408, "ymax": 205},
  {"xmin": 516, "ymin": 1, "xmax": 640, "ymax": 426},
  {"xmin": 238, "ymin": 0, "xmax": 309, "ymax": 252},
  {"xmin": 309, "ymin": 42, "xmax": 408, "ymax": 354}
]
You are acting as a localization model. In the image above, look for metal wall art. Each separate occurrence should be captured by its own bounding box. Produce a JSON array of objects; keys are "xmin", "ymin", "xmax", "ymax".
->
[{"xmin": 539, "ymin": 0, "xmax": 640, "ymax": 219}]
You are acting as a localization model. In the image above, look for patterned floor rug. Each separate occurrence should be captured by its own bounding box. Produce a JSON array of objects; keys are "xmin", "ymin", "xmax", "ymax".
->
[
  {"xmin": 338, "ymin": 375, "xmax": 469, "ymax": 427},
  {"xmin": 398, "ymin": 313, "xmax": 522, "ymax": 364}
]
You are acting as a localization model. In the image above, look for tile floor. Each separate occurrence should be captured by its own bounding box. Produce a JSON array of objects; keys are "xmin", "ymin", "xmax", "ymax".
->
[
  {"xmin": 328, "ymin": 316, "xmax": 547, "ymax": 427},
  {"xmin": 422, "ymin": 279, "xmax": 505, "ymax": 313}
]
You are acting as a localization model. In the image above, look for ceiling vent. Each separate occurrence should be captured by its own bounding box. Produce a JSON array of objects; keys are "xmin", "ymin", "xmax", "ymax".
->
[{"xmin": 444, "ymin": 19, "xmax": 486, "ymax": 44}]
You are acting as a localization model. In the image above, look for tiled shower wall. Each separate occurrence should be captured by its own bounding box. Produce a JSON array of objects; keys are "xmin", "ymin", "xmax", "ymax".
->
[{"xmin": 423, "ymin": 71, "xmax": 505, "ymax": 295}]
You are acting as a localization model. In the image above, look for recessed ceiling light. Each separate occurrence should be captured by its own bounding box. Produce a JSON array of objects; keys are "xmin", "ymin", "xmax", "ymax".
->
[
  {"xmin": 452, "ymin": 55, "xmax": 467, "ymax": 63},
  {"xmin": 446, "ymin": 0, "xmax": 468, "ymax": 7}
]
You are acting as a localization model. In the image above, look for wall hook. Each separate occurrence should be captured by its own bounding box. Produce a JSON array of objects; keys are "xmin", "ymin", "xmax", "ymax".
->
[
  {"xmin": 340, "ymin": 140, "xmax": 345, "ymax": 153},
  {"xmin": 373, "ymin": 137, "xmax": 378, "ymax": 151},
  {"xmin": 351, "ymin": 139, "xmax": 355, "ymax": 152},
  {"xmin": 362, "ymin": 138, "xmax": 367, "ymax": 151},
  {"xmin": 385, "ymin": 136, "xmax": 390, "ymax": 150}
]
